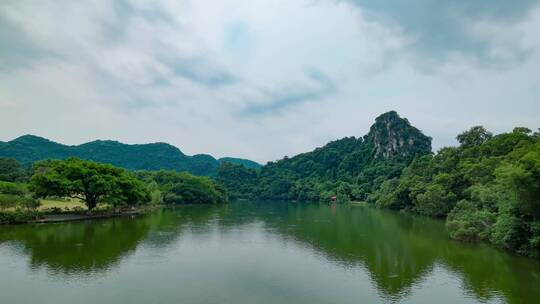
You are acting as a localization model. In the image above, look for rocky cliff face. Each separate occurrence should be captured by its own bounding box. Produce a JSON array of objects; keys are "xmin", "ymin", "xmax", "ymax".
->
[{"xmin": 366, "ymin": 111, "xmax": 432, "ymax": 160}]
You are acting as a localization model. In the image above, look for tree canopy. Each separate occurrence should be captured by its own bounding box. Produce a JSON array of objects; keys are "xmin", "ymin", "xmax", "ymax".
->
[
  {"xmin": 136, "ymin": 170, "xmax": 228, "ymax": 205},
  {"xmin": 372, "ymin": 126, "xmax": 540, "ymax": 257},
  {"xmin": 30, "ymin": 158, "xmax": 150, "ymax": 210},
  {"xmin": 0, "ymin": 158, "xmax": 27, "ymax": 182}
]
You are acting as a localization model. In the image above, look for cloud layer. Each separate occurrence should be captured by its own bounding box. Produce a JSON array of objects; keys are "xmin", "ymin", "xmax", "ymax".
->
[{"xmin": 1, "ymin": 0, "xmax": 539, "ymax": 163}]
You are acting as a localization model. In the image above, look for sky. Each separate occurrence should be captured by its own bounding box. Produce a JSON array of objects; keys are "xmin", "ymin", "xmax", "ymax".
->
[{"xmin": 1, "ymin": 0, "xmax": 539, "ymax": 163}]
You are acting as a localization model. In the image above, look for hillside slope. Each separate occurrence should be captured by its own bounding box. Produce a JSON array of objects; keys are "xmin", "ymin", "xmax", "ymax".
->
[
  {"xmin": 218, "ymin": 111, "xmax": 432, "ymax": 200},
  {"xmin": 218, "ymin": 157, "xmax": 262, "ymax": 169},
  {"xmin": 0, "ymin": 135, "xmax": 259, "ymax": 176}
]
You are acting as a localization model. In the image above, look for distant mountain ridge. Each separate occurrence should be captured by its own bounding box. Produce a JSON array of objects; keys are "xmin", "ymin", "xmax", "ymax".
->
[{"xmin": 0, "ymin": 135, "xmax": 261, "ymax": 176}]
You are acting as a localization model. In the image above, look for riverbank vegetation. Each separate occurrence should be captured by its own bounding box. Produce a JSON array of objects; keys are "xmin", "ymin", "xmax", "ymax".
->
[
  {"xmin": 371, "ymin": 127, "xmax": 540, "ymax": 257},
  {"xmin": 218, "ymin": 112, "xmax": 540, "ymax": 257},
  {"xmin": 135, "ymin": 170, "xmax": 228, "ymax": 205},
  {"xmin": 0, "ymin": 158, "xmax": 227, "ymax": 224}
]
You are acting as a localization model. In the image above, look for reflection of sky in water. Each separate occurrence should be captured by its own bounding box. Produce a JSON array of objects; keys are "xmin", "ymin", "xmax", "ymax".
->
[{"xmin": 0, "ymin": 203, "xmax": 539, "ymax": 304}]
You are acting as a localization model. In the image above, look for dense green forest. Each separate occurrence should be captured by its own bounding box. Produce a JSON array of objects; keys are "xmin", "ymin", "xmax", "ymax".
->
[
  {"xmin": 372, "ymin": 126, "xmax": 540, "ymax": 257},
  {"xmin": 218, "ymin": 111, "xmax": 540, "ymax": 257},
  {"xmin": 0, "ymin": 157, "xmax": 227, "ymax": 223},
  {"xmin": 0, "ymin": 135, "xmax": 260, "ymax": 176},
  {"xmin": 218, "ymin": 111, "xmax": 432, "ymax": 201}
]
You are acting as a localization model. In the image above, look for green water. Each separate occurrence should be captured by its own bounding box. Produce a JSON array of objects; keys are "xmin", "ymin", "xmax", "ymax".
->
[{"xmin": 0, "ymin": 202, "xmax": 539, "ymax": 304}]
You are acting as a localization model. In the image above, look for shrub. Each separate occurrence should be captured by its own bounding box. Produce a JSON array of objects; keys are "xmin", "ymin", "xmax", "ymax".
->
[
  {"xmin": 0, "ymin": 181, "xmax": 26, "ymax": 195},
  {"xmin": 0, "ymin": 209, "xmax": 41, "ymax": 224},
  {"xmin": 0, "ymin": 194, "xmax": 17, "ymax": 210},
  {"xmin": 72, "ymin": 206, "xmax": 86, "ymax": 213},
  {"xmin": 415, "ymin": 184, "xmax": 457, "ymax": 217},
  {"xmin": 0, "ymin": 194, "xmax": 40, "ymax": 210},
  {"xmin": 446, "ymin": 200, "xmax": 495, "ymax": 241}
]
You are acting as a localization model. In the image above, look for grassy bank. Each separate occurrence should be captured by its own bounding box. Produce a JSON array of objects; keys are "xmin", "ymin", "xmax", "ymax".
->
[
  {"xmin": 38, "ymin": 198, "xmax": 86, "ymax": 211},
  {"xmin": 1, "ymin": 198, "xmax": 153, "ymax": 225}
]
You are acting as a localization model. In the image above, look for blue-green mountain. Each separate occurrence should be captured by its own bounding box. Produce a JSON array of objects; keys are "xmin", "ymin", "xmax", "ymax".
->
[{"xmin": 0, "ymin": 135, "xmax": 260, "ymax": 176}]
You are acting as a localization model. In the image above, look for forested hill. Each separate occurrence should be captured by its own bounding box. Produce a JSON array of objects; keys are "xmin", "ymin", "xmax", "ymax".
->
[
  {"xmin": 219, "ymin": 111, "xmax": 540, "ymax": 258},
  {"xmin": 218, "ymin": 157, "xmax": 262, "ymax": 169},
  {"xmin": 0, "ymin": 135, "xmax": 260, "ymax": 176},
  {"xmin": 218, "ymin": 111, "xmax": 432, "ymax": 201}
]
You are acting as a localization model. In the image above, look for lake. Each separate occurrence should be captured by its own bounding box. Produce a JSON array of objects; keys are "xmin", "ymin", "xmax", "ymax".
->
[{"xmin": 0, "ymin": 202, "xmax": 539, "ymax": 304}]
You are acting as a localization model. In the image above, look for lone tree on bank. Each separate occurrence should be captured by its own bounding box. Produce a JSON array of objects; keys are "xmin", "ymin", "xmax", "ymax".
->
[{"xmin": 30, "ymin": 158, "xmax": 149, "ymax": 210}]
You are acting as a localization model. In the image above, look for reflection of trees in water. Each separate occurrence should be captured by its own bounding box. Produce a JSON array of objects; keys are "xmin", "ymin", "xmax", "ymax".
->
[
  {"xmin": 0, "ymin": 206, "xmax": 226, "ymax": 277},
  {"xmin": 145, "ymin": 201, "xmax": 540, "ymax": 303},
  {"xmin": 1, "ymin": 202, "xmax": 539, "ymax": 304},
  {"xmin": 239, "ymin": 202, "xmax": 540, "ymax": 304},
  {"xmin": 0, "ymin": 205, "xmax": 234, "ymax": 278},
  {"xmin": 0, "ymin": 217, "xmax": 151, "ymax": 276},
  {"xmin": 257, "ymin": 203, "xmax": 436, "ymax": 299},
  {"xmin": 436, "ymin": 239, "xmax": 540, "ymax": 304},
  {"xmin": 142, "ymin": 206, "xmax": 227, "ymax": 248}
]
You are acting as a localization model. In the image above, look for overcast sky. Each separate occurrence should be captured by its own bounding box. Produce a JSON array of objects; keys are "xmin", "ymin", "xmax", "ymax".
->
[{"xmin": 1, "ymin": 0, "xmax": 539, "ymax": 163}]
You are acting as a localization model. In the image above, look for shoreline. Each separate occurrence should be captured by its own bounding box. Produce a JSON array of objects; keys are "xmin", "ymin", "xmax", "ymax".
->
[
  {"xmin": 32, "ymin": 209, "xmax": 146, "ymax": 224},
  {"xmin": 1, "ymin": 204, "xmax": 225, "ymax": 225},
  {"xmin": 0, "ymin": 207, "xmax": 156, "ymax": 225}
]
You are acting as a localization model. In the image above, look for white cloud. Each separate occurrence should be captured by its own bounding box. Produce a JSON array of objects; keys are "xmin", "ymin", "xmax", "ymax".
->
[
  {"xmin": 0, "ymin": 0, "xmax": 539, "ymax": 163},
  {"xmin": 465, "ymin": 5, "xmax": 540, "ymax": 63}
]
